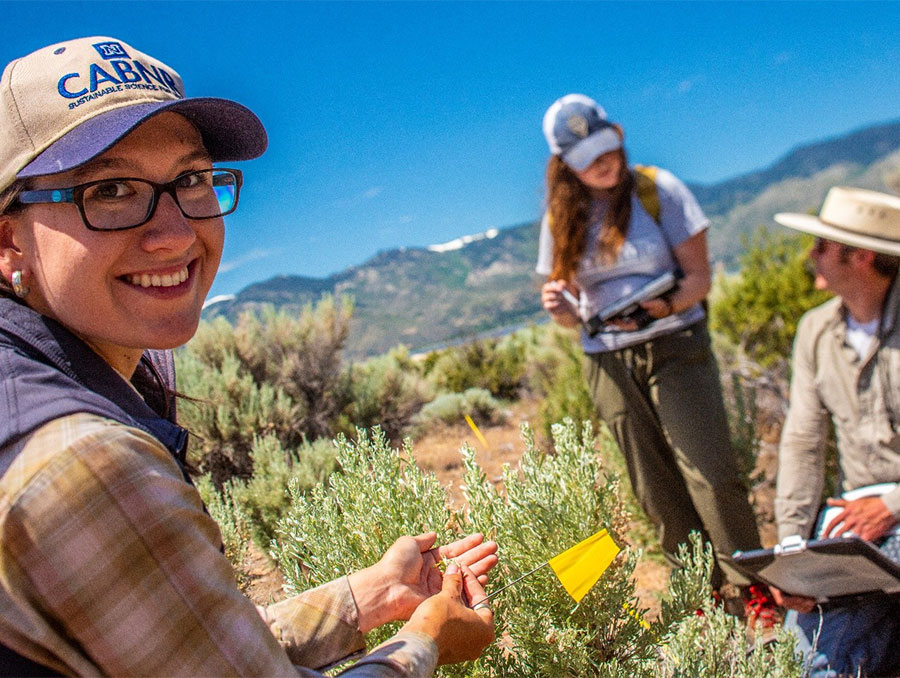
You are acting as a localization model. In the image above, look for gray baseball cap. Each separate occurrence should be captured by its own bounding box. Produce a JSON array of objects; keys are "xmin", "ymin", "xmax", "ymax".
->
[{"xmin": 542, "ymin": 94, "xmax": 621, "ymax": 172}]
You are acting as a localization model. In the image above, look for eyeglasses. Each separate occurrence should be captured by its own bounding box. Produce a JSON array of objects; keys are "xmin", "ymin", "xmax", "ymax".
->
[{"xmin": 15, "ymin": 168, "xmax": 242, "ymax": 231}]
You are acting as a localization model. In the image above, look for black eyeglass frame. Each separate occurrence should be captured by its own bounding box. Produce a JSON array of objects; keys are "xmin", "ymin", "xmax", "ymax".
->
[{"xmin": 15, "ymin": 168, "xmax": 243, "ymax": 232}]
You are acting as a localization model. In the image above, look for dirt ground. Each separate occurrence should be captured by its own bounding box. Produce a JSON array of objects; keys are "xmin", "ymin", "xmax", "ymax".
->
[{"xmin": 245, "ymin": 390, "xmax": 784, "ymax": 621}]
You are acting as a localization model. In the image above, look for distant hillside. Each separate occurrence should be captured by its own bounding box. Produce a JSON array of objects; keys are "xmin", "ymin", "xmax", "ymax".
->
[
  {"xmin": 208, "ymin": 221, "xmax": 544, "ymax": 359},
  {"xmin": 207, "ymin": 120, "xmax": 900, "ymax": 358}
]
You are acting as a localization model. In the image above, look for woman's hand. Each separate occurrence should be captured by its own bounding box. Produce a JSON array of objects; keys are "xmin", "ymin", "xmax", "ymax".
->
[
  {"xmin": 657, "ymin": 230, "xmax": 712, "ymax": 315},
  {"xmin": 402, "ymin": 561, "xmax": 495, "ymax": 665},
  {"xmin": 541, "ymin": 280, "xmax": 580, "ymax": 328},
  {"xmin": 348, "ymin": 532, "xmax": 498, "ymax": 633}
]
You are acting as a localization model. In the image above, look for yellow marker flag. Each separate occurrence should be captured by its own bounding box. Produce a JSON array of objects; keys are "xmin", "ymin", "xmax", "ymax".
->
[
  {"xmin": 464, "ymin": 414, "xmax": 490, "ymax": 449},
  {"xmin": 548, "ymin": 529, "xmax": 620, "ymax": 603}
]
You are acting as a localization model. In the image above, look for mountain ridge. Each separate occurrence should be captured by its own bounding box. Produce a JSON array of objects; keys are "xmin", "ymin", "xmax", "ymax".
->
[{"xmin": 207, "ymin": 119, "xmax": 900, "ymax": 358}]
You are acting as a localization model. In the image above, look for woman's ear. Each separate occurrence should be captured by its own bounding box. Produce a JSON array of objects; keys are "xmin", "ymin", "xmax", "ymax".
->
[{"xmin": 0, "ymin": 214, "xmax": 25, "ymax": 279}]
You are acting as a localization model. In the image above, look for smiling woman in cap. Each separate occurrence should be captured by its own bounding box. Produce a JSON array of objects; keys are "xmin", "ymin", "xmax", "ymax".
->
[
  {"xmin": 772, "ymin": 186, "xmax": 900, "ymax": 678},
  {"xmin": 0, "ymin": 36, "xmax": 495, "ymax": 676},
  {"xmin": 535, "ymin": 93, "xmax": 777, "ymax": 624}
]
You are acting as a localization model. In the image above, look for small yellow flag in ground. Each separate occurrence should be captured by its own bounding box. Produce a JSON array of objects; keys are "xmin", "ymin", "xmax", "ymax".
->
[
  {"xmin": 464, "ymin": 414, "xmax": 490, "ymax": 449},
  {"xmin": 548, "ymin": 528, "xmax": 620, "ymax": 603}
]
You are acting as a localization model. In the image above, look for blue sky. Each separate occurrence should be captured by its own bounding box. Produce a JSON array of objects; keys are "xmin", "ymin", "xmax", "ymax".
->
[{"xmin": 4, "ymin": 2, "xmax": 900, "ymax": 297}]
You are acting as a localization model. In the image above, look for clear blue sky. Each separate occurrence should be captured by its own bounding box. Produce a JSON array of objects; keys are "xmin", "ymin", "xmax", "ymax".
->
[{"xmin": 4, "ymin": 2, "xmax": 900, "ymax": 297}]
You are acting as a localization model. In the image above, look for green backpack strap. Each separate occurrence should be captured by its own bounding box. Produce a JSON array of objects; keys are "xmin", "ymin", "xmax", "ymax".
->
[{"xmin": 633, "ymin": 164, "xmax": 661, "ymax": 224}]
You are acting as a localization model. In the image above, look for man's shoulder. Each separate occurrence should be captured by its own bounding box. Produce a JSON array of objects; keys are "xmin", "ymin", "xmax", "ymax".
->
[{"xmin": 797, "ymin": 297, "xmax": 843, "ymax": 336}]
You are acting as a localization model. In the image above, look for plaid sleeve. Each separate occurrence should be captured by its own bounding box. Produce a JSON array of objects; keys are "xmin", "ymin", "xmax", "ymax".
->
[{"xmin": 0, "ymin": 414, "xmax": 435, "ymax": 677}]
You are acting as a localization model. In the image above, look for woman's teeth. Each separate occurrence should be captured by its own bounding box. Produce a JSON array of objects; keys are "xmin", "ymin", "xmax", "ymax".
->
[{"xmin": 128, "ymin": 266, "xmax": 189, "ymax": 288}]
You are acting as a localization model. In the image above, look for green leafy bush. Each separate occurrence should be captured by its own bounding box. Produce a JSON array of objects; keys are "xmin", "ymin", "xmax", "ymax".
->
[
  {"xmin": 415, "ymin": 387, "xmax": 506, "ymax": 430},
  {"xmin": 423, "ymin": 332, "xmax": 531, "ymax": 400},
  {"xmin": 194, "ymin": 474, "xmax": 250, "ymax": 589},
  {"xmin": 175, "ymin": 297, "xmax": 352, "ymax": 483},
  {"xmin": 341, "ymin": 346, "xmax": 433, "ymax": 443},
  {"xmin": 710, "ymin": 228, "xmax": 831, "ymax": 368},
  {"xmin": 228, "ymin": 434, "xmax": 337, "ymax": 551},
  {"xmin": 176, "ymin": 349, "xmax": 300, "ymax": 482},
  {"xmin": 529, "ymin": 326, "xmax": 598, "ymax": 444},
  {"xmin": 269, "ymin": 421, "xmax": 808, "ymax": 677}
]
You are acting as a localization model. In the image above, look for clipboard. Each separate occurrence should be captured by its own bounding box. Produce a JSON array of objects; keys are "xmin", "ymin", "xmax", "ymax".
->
[{"xmin": 733, "ymin": 536, "xmax": 900, "ymax": 603}]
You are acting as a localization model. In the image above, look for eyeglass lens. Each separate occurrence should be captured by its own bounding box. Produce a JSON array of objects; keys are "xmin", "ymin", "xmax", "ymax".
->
[{"xmin": 82, "ymin": 170, "xmax": 238, "ymax": 230}]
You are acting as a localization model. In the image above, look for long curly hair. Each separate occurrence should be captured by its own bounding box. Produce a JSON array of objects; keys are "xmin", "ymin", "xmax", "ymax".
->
[{"xmin": 545, "ymin": 145, "xmax": 632, "ymax": 283}]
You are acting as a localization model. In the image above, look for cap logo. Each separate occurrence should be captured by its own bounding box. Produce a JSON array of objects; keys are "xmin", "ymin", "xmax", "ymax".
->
[
  {"xmin": 56, "ymin": 46, "xmax": 183, "ymax": 109},
  {"xmin": 566, "ymin": 114, "xmax": 589, "ymax": 139},
  {"xmin": 92, "ymin": 41, "xmax": 130, "ymax": 60}
]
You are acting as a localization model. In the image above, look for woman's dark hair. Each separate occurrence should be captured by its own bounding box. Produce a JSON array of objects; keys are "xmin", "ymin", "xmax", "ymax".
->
[{"xmin": 544, "ymin": 135, "xmax": 632, "ymax": 283}]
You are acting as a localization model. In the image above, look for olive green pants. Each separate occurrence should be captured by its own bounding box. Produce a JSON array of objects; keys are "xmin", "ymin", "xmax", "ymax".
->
[{"xmin": 585, "ymin": 320, "xmax": 761, "ymax": 588}]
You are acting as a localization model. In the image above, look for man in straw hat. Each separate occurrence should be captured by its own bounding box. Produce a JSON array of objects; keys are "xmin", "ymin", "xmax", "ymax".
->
[{"xmin": 772, "ymin": 186, "xmax": 900, "ymax": 676}]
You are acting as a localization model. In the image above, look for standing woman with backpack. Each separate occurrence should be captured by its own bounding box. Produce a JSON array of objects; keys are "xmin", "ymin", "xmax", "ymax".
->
[{"xmin": 537, "ymin": 94, "xmax": 774, "ymax": 620}]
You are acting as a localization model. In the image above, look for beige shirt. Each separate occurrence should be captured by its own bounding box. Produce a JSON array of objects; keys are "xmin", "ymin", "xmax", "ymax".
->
[
  {"xmin": 0, "ymin": 413, "xmax": 437, "ymax": 676},
  {"xmin": 776, "ymin": 278, "xmax": 900, "ymax": 541}
]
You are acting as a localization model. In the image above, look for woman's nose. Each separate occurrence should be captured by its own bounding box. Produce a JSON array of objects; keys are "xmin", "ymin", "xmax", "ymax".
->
[{"xmin": 140, "ymin": 193, "xmax": 197, "ymax": 251}]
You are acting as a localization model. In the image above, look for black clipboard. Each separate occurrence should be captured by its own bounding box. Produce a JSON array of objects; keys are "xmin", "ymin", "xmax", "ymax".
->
[{"xmin": 733, "ymin": 537, "xmax": 900, "ymax": 603}]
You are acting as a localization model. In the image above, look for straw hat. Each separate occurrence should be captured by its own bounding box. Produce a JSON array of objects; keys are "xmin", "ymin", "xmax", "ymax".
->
[{"xmin": 774, "ymin": 187, "xmax": 900, "ymax": 256}]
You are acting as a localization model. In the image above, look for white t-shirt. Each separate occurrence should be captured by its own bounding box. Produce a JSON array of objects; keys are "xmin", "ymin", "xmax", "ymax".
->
[
  {"xmin": 845, "ymin": 315, "xmax": 880, "ymax": 360},
  {"xmin": 536, "ymin": 166, "xmax": 709, "ymax": 352}
]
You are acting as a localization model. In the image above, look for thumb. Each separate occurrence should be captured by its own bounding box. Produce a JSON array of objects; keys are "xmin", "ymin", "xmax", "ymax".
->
[
  {"xmin": 412, "ymin": 532, "xmax": 438, "ymax": 553},
  {"xmin": 442, "ymin": 561, "xmax": 463, "ymax": 601}
]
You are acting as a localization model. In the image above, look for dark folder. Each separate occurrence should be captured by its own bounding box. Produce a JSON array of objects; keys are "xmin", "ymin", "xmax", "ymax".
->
[{"xmin": 733, "ymin": 536, "xmax": 900, "ymax": 603}]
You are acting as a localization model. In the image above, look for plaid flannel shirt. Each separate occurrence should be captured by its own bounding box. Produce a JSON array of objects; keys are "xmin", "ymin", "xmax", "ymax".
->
[{"xmin": 0, "ymin": 413, "xmax": 438, "ymax": 676}]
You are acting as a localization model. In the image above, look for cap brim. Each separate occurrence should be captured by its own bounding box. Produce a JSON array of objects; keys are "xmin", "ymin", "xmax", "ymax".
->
[
  {"xmin": 18, "ymin": 97, "xmax": 267, "ymax": 178},
  {"xmin": 562, "ymin": 127, "xmax": 622, "ymax": 171},
  {"xmin": 774, "ymin": 212, "xmax": 900, "ymax": 256}
]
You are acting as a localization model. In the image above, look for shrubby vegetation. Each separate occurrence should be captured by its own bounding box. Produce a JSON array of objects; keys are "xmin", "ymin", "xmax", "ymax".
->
[
  {"xmin": 179, "ymin": 229, "xmax": 829, "ymax": 674},
  {"xmin": 421, "ymin": 333, "xmax": 530, "ymax": 400},
  {"xmin": 710, "ymin": 228, "xmax": 831, "ymax": 369},
  {"xmin": 270, "ymin": 422, "xmax": 807, "ymax": 677},
  {"xmin": 415, "ymin": 387, "xmax": 506, "ymax": 429},
  {"xmin": 341, "ymin": 346, "xmax": 433, "ymax": 444}
]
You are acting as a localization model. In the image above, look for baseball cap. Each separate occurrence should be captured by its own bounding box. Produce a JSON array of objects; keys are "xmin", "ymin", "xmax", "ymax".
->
[
  {"xmin": 0, "ymin": 36, "xmax": 267, "ymax": 192},
  {"xmin": 542, "ymin": 94, "xmax": 622, "ymax": 172}
]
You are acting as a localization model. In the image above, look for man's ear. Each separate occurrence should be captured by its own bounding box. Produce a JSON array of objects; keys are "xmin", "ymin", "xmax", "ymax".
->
[{"xmin": 853, "ymin": 248, "xmax": 877, "ymax": 271}]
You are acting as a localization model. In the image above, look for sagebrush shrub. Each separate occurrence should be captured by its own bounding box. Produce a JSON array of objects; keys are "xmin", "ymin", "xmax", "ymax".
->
[
  {"xmin": 228, "ymin": 434, "xmax": 337, "ymax": 551},
  {"xmin": 341, "ymin": 346, "xmax": 433, "ymax": 443},
  {"xmin": 529, "ymin": 326, "xmax": 598, "ymax": 444},
  {"xmin": 194, "ymin": 474, "xmax": 250, "ymax": 589},
  {"xmin": 176, "ymin": 349, "xmax": 300, "ymax": 482},
  {"xmin": 415, "ymin": 387, "xmax": 506, "ymax": 430},
  {"xmin": 269, "ymin": 421, "xmax": 808, "ymax": 677},
  {"xmin": 176, "ymin": 297, "xmax": 352, "ymax": 483},
  {"xmin": 423, "ymin": 332, "xmax": 530, "ymax": 400}
]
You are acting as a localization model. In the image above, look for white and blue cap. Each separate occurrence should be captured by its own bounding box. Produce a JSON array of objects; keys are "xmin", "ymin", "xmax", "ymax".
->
[
  {"xmin": 0, "ymin": 36, "xmax": 267, "ymax": 193},
  {"xmin": 542, "ymin": 94, "xmax": 622, "ymax": 172}
]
